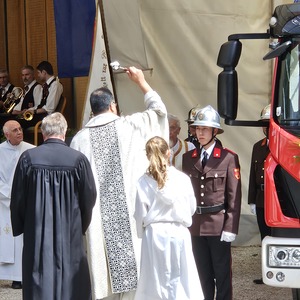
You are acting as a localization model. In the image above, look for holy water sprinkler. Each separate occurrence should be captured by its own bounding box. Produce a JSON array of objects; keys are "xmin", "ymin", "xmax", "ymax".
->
[{"xmin": 110, "ymin": 61, "xmax": 127, "ymax": 71}]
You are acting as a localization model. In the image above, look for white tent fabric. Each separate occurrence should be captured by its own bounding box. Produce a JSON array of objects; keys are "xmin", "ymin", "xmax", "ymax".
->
[{"xmin": 100, "ymin": 0, "xmax": 291, "ymax": 245}]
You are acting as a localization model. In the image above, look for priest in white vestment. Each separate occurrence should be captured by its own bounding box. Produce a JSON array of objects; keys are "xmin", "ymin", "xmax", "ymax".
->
[
  {"xmin": 0, "ymin": 120, "xmax": 35, "ymax": 288},
  {"xmin": 71, "ymin": 67, "xmax": 168, "ymax": 300}
]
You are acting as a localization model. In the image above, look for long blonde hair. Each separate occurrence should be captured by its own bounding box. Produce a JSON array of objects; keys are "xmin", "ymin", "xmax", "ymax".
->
[{"xmin": 145, "ymin": 136, "xmax": 169, "ymax": 189}]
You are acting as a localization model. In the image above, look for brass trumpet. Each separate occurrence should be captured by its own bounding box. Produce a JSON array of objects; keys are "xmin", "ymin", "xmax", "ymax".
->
[
  {"xmin": 3, "ymin": 87, "xmax": 24, "ymax": 113},
  {"xmin": 17, "ymin": 109, "xmax": 34, "ymax": 121},
  {"xmin": 23, "ymin": 110, "xmax": 33, "ymax": 121}
]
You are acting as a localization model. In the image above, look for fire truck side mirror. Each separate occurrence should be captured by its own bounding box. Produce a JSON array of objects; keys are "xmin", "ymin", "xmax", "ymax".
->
[
  {"xmin": 217, "ymin": 40, "xmax": 242, "ymax": 120},
  {"xmin": 217, "ymin": 40, "xmax": 242, "ymax": 68},
  {"xmin": 217, "ymin": 70, "xmax": 238, "ymax": 120}
]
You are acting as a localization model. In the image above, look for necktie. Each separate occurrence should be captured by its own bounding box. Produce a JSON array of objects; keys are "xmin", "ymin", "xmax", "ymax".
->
[
  {"xmin": 24, "ymin": 86, "xmax": 29, "ymax": 93},
  {"xmin": 37, "ymin": 83, "xmax": 49, "ymax": 108},
  {"xmin": 42, "ymin": 83, "xmax": 49, "ymax": 98},
  {"xmin": 202, "ymin": 151, "xmax": 208, "ymax": 168}
]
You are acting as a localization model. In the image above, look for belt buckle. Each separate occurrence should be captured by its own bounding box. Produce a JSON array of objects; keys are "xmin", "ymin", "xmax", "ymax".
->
[{"xmin": 196, "ymin": 206, "xmax": 202, "ymax": 214}]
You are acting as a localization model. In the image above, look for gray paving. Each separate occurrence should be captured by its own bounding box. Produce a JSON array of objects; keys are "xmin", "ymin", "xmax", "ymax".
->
[
  {"xmin": 0, "ymin": 245, "xmax": 290, "ymax": 299},
  {"xmin": 0, "ymin": 280, "xmax": 22, "ymax": 300}
]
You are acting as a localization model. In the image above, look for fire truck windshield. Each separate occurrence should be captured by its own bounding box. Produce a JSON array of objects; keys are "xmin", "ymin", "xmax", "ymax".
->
[{"xmin": 276, "ymin": 39, "xmax": 300, "ymax": 136}]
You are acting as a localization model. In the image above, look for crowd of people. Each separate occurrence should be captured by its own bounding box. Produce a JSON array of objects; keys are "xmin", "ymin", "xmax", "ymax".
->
[{"xmin": 0, "ymin": 64, "xmax": 270, "ymax": 300}]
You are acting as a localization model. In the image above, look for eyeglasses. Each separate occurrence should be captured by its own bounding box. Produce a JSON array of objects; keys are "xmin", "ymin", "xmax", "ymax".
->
[{"xmin": 111, "ymin": 101, "xmax": 117, "ymax": 106}]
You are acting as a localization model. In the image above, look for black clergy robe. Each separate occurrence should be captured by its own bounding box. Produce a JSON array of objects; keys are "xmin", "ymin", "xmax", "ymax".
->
[{"xmin": 10, "ymin": 138, "xmax": 97, "ymax": 300}]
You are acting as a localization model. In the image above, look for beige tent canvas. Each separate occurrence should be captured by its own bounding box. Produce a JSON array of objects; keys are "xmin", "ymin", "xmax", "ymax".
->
[{"xmin": 87, "ymin": 0, "xmax": 290, "ymax": 245}]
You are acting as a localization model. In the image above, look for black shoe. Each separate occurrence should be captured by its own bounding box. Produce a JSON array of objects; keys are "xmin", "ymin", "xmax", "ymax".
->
[
  {"xmin": 253, "ymin": 278, "xmax": 264, "ymax": 284},
  {"xmin": 11, "ymin": 281, "xmax": 22, "ymax": 289}
]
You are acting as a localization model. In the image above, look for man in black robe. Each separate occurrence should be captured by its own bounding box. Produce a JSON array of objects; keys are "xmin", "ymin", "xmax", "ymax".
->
[{"xmin": 10, "ymin": 112, "xmax": 97, "ymax": 300}]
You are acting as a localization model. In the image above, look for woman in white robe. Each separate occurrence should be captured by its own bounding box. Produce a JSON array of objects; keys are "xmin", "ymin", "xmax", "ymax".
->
[{"xmin": 134, "ymin": 136, "xmax": 203, "ymax": 300}]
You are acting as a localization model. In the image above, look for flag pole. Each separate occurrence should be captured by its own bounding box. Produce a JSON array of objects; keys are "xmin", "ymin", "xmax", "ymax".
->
[{"xmin": 98, "ymin": 0, "xmax": 120, "ymax": 114}]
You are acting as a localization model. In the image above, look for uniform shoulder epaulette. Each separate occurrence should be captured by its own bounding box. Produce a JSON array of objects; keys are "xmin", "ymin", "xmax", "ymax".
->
[
  {"xmin": 261, "ymin": 138, "xmax": 267, "ymax": 146},
  {"xmin": 223, "ymin": 147, "xmax": 237, "ymax": 155}
]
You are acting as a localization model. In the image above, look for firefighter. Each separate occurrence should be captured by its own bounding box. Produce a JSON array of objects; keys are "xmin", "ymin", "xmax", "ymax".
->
[
  {"xmin": 248, "ymin": 104, "xmax": 272, "ymax": 284},
  {"xmin": 182, "ymin": 105, "xmax": 242, "ymax": 300},
  {"xmin": 185, "ymin": 105, "xmax": 201, "ymax": 150}
]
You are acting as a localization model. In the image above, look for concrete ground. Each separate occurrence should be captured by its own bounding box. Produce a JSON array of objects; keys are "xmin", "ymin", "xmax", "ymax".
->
[
  {"xmin": 232, "ymin": 245, "xmax": 288, "ymax": 300},
  {"xmin": 0, "ymin": 245, "xmax": 291, "ymax": 299}
]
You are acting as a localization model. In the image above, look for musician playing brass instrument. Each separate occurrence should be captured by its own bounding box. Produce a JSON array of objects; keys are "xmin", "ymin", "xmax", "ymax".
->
[
  {"xmin": 12, "ymin": 65, "xmax": 42, "ymax": 118},
  {"xmin": 16, "ymin": 61, "xmax": 63, "ymax": 130},
  {"xmin": 2, "ymin": 88, "xmax": 24, "ymax": 114},
  {"xmin": 0, "ymin": 69, "xmax": 15, "ymax": 113}
]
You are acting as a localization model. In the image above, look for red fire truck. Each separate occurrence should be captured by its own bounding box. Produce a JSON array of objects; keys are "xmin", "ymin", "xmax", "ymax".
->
[{"xmin": 217, "ymin": 3, "xmax": 300, "ymax": 298}]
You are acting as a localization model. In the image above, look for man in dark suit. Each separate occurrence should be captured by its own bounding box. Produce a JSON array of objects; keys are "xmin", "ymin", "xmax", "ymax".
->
[
  {"xmin": 182, "ymin": 105, "xmax": 241, "ymax": 300},
  {"xmin": 248, "ymin": 104, "xmax": 271, "ymax": 284}
]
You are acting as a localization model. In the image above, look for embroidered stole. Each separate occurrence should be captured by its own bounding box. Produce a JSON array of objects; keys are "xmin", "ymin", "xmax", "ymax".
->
[
  {"xmin": 89, "ymin": 122, "xmax": 138, "ymax": 293},
  {"xmin": 172, "ymin": 140, "xmax": 188, "ymax": 166}
]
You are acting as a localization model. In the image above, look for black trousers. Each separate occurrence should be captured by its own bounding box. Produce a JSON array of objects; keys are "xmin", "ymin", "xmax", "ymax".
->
[
  {"xmin": 192, "ymin": 235, "xmax": 232, "ymax": 300},
  {"xmin": 256, "ymin": 207, "xmax": 271, "ymax": 240}
]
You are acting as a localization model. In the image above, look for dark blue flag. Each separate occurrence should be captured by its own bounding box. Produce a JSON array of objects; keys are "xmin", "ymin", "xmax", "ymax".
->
[{"xmin": 53, "ymin": 0, "xmax": 96, "ymax": 78}]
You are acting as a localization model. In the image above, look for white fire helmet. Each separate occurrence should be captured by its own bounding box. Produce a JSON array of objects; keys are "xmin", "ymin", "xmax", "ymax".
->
[
  {"xmin": 191, "ymin": 105, "xmax": 224, "ymax": 134},
  {"xmin": 260, "ymin": 104, "xmax": 271, "ymax": 121}
]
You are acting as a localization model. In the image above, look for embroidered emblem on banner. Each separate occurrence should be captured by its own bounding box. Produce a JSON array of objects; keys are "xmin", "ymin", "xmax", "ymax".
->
[{"xmin": 90, "ymin": 122, "xmax": 138, "ymax": 293}]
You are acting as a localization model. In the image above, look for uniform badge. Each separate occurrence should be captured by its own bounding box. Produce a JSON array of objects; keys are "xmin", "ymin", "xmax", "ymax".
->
[
  {"xmin": 198, "ymin": 113, "xmax": 204, "ymax": 120},
  {"xmin": 234, "ymin": 168, "xmax": 240, "ymax": 180},
  {"xmin": 191, "ymin": 108, "xmax": 197, "ymax": 119},
  {"xmin": 192, "ymin": 149, "xmax": 198, "ymax": 158},
  {"xmin": 213, "ymin": 148, "xmax": 221, "ymax": 158}
]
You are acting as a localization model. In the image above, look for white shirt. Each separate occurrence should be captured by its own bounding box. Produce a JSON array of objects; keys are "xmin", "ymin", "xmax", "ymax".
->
[
  {"xmin": 33, "ymin": 76, "xmax": 63, "ymax": 114},
  {"xmin": 13, "ymin": 80, "xmax": 43, "ymax": 111},
  {"xmin": 201, "ymin": 141, "xmax": 216, "ymax": 161}
]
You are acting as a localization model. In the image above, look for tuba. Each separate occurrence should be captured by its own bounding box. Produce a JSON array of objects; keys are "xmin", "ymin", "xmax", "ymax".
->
[{"xmin": 3, "ymin": 87, "xmax": 24, "ymax": 113}]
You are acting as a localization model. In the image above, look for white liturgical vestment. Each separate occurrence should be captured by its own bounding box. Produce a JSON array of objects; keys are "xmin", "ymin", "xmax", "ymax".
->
[
  {"xmin": 71, "ymin": 90, "xmax": 168, "ymax": 300},
  {"xmin": 0, "ymin": 140, "xmax": 35, "ymax": 281}
]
